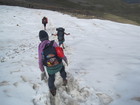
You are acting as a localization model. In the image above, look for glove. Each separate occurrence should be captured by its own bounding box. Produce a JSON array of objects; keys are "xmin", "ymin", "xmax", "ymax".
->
[{"xmin": 41, "ymin": 71, "xmax": 47, "ymax": 81}]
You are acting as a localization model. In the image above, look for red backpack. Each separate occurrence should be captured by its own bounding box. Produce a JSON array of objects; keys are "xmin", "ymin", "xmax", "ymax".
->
[{"xmin": 55, "ymin": 47, "xmax": 64, "ymax": 58}]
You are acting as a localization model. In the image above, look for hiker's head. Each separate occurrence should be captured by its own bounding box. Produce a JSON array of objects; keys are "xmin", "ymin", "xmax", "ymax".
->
[
  {"xmin": 39, "ymin": 30, "xmax": 49, "ymax": 41},
  {"xmin": 56, "ymin": 27, "xmax": 65, "ymax": 32}
]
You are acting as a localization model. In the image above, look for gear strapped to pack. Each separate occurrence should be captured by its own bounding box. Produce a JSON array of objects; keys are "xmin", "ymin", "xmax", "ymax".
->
[{"xmin": 42, "ymin": 41, "xmax": 62, "ymax": 67}]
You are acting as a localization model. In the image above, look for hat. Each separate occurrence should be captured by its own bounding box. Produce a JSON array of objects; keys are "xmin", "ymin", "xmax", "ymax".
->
[
  {"xmin": 56, "ymin": 27, "xmax": 65, "ymax": 32},
  {"xmin": 39, "ymin": 30, "xmax": 49, "ymax": 41}
]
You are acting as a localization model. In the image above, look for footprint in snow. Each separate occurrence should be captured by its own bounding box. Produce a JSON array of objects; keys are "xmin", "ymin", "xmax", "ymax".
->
[
  {"xmin": 32, "ymin": 83, "xmax": 40, "ymax": 92},
  {"xmin": 0, "ymin": 81, "xmax": 10, "ymax": 86},
  {"xmin": 20, "ymin": 75, "xmax": 28, "ymax": 82},
  {"xmin": 131, "ymin": 97, "xmax": 140, "ymax": 102},
  {"xmin": 49, "ymin": 72, "xmax": 90, "ymax": 105},
  {"xmin": 32, "ymin": 72, "xmax": 91, "ymax": 105},
  {"xmin": 96, "ymin": 93, "xmax": 113, "ymax": 105},
  {"xmin": 13, "ymin": 82, "xmax": 19, "ymax": 87}
]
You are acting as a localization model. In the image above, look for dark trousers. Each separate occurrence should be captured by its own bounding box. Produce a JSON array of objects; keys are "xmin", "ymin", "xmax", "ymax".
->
[
  {"xmin": 48, "ymin": 66, "xmax": 67, "ymax": 90},
  {"xmin": 43, "ymin": 23, "xmax": 46, "ymax": 30},
  {"xmin": 58, "ymin": 40, "xmax": 64, "ymax": 46},
  {"xmin": 43, "ymin": 23, "xmax": 46, "ymax": 27}
]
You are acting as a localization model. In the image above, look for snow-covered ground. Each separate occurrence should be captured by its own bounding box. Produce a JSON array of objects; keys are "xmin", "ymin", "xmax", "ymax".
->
[{"xmin": 0, "ymin": 5, "xmax": 140, "ymax": 105}]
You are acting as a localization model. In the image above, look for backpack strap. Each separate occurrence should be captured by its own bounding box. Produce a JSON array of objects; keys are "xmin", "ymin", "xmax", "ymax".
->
[
  {"xmin": 44, "ymin": 40, "xmax": 54, "ymax": 50},
  {"xmin": 49, "ymin": 40, "xmax": 54, "ymax": 47}
]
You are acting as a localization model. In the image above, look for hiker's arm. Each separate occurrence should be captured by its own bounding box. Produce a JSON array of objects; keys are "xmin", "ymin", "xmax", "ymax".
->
[
  {"xmin": 38, "ymin": 45, "xmax": 45, "ymax": 72},
  {"xmin": 46, "ymin": 18, "xmax": 48, "ymax": 23},
  {"xmin": 62, "ymin": 56, "xmax": 68, "ymax": 66},
  {"xmin": 39, "ymin": 59, "xmax": 45, "ymax": 72},
  {"xmin": 52, "ymin": 33, "xmax": 57, "ymax": 36},
  {"xmin": 64, "ymin": 32, "xmax": 70, "ymax": 35}
]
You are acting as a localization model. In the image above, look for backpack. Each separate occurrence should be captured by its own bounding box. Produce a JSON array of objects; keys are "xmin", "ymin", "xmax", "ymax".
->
[
  {"xmin": 42, "ymin": 17, "xmax": 48, "ymax": 24},
  {"xmin": 56, "ymin": 28, "xmax": 65, "ymax": 41},
  {"xmin": 42, "ymin": 40, "xmax": 62, "ymax": 67}
]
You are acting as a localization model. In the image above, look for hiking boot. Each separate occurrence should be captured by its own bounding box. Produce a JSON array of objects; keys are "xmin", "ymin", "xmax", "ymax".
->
[
  {"xmin": 63, "ymin": 79, "xmax": 67, "ymax": 86},
  {"xmin": 50, "ymin": 89, "xmax": 56, "ymax": 96}
]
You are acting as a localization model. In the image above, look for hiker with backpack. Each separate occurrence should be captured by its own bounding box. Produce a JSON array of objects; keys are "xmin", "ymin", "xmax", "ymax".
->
[
  {"xmin": 42, "ymin": 17, "xmax": 48, "ymax": 30},
  {"xmin": 52, "ymin": 27, "xmax": 70, "ymax": 49},
  {"xmin": 38, "ymin": 30, "xmax": 68, "ymax": 96}
]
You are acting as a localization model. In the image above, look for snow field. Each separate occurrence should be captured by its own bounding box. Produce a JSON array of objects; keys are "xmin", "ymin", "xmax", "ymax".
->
[{"xmin": 0, "ymin": 5, "xmax": 140, "ymax": 105}]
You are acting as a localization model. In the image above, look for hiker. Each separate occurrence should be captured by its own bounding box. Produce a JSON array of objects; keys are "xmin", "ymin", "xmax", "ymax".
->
[
  {"xmin": 38, "ymin": 30, "xmax": 68, "ymax": 96},
  {"xmin": 42, "ymin": 17, "xmax": 48, "ymax": 30},
  {"xmin": 52, "ymin": 27, "xmax": 70, "ymax": 49}
]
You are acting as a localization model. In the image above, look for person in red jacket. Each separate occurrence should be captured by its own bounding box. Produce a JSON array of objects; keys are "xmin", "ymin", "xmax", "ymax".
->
[{"xmin": 42, "ymin": 17, "xmax": 48, "ymax": 30}]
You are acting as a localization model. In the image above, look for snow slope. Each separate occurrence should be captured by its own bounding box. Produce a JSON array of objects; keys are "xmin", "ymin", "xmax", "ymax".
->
[{"xmin": 0, "ymin": 5, "xmax": 140, "ymax": 105}]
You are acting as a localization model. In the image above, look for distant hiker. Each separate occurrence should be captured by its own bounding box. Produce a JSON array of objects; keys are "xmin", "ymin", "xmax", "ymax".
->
[
  {"xmin": 42, "ymin": 17, "xmax": 48, "ymax": 30},
  {"xmin": 52, "ymin": 27, "xmax": 70, "ymax": 49},
  {"xmin": 38, "ymin": 30, "xmax": 68, "ymax": 96}
]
